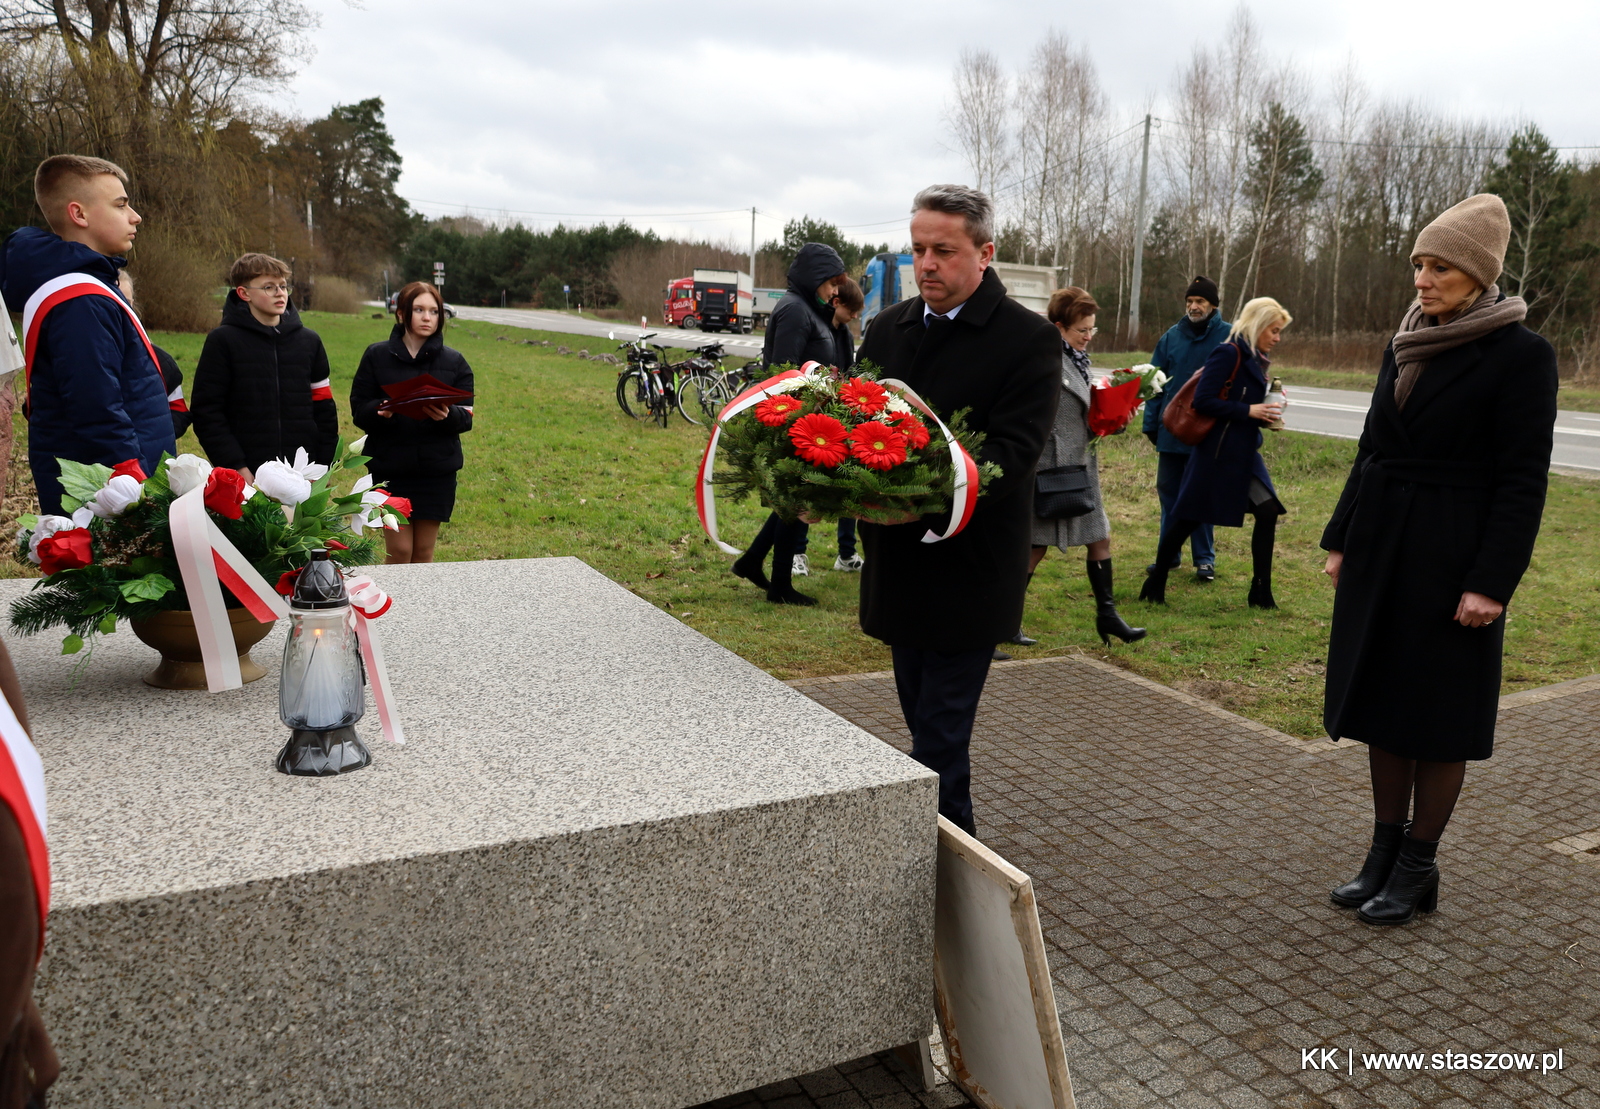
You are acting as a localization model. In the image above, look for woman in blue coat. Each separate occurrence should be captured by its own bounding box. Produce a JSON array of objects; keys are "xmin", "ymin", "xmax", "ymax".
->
[{"xmin": 1139, "ymin": 297, "xmax": 1290, "ymax": 608}]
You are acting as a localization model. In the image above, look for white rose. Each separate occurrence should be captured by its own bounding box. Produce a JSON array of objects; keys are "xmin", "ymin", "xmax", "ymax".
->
[
  {"xmin": 289, "ymin": 446, "xmax": 328, "ymax": 482},
  {"xmin": 885, "ymin": 396, "xmax": 912, "ymax": 416},
  {"xmin": 254, "ymin": 460, "xmax": 313, "ymax": 506},
  {"xmin": 25, "ymin": 515, "xmax": 77, "ymax": 565},
  {"xmin": 164, "ymin": 454, "xmax": 213, "ymax": 497},
  {"xmin": 88, "ymin": 474, "xmax": 143, "ymax": 518}
]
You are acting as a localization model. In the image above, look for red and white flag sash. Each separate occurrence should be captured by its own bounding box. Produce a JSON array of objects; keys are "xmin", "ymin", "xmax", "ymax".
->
[
  {"xmin": 0, "ymin": 693, "xmax": 47, "ymax": 955},
  {"xmin": 346, "ymin": 576, "xmax": 405, "ymax": 745},
  {"xmin": 693, "ymin": 363, "xmax": 981, "ymax": 552},
  {"xmin": 21, "ymin": 273, "xmax": 161, "ymax": 401},
  {"xmin": 169, "ymin": 488, "xmax": 289, "ymax": 692}
]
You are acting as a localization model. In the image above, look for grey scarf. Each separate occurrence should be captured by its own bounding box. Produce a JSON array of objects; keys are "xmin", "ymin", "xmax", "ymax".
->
[
  {"xmin": 1063, "ymin": 342, "xmax": 1092, "ymax": 386},
  {"xmin": 1392, "ymin": 285, "xmax": 1526, "ymax": 409}
]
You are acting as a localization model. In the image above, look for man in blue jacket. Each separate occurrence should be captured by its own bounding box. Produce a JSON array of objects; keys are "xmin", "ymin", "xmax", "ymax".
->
[
  {"xmin": 0, "ymin": 155, "xmax": 176, "ymax": 514},
  {"xmin": 1141, "ymin": 276, "xmax": 1229, "ymax": 581}
]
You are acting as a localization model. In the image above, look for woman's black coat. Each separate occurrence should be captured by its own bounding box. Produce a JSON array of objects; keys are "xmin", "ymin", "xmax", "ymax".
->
[
  {"xmin": 1173, "ymin": 339, "xmax": 1280, "ymax": 526},
  {"xmin": 855, "ymin": 267, "xmax": 1061, "ymax": 652},
  {"xmin": 350, "ymin": 326, "xmax": 475, "ymax": 476},
  {"xmin": 1320, "ymin": 322, "xmax": 1558, "ymax": 760}
]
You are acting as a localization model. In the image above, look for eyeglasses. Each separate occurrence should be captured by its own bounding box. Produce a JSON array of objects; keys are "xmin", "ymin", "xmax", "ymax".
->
[
  {"xmin": 1073, "ymin": 326, "xmax": 1099, "ymax": 338},
  {"xmin": 247, "ymin": 283, "xmax": 290, "ymax": 294}
]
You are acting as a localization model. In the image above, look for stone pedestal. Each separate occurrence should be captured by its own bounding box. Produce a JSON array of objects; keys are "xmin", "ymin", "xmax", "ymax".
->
[{"xmin": 5, "ymin": 557, "xmax": 936, "ymax": 1107}]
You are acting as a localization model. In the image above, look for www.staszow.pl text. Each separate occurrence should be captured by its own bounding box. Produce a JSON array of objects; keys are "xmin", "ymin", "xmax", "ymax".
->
[{"xmin": 1302, "ymin": 1048, "xmax": 1566, "ymax": 1074}]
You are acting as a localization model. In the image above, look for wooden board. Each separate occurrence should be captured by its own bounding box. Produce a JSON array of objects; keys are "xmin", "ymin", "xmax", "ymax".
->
[{"xmin": 933, "ymin": 817, "xmax": 1075, "ymax": 1109}]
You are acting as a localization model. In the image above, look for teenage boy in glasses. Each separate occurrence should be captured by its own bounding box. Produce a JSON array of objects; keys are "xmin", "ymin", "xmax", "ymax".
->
[
  {"xmin": 191, "ymin": 253, "xmax": 338, "ymax": 482},
  {"xmin": 0, "ymin": 155, "xmax": 176, "ymax": 513}
]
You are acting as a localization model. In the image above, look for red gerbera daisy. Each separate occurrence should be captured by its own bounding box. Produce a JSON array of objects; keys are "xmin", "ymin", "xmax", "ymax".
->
[
  {"xmin": 888, "ymin": 411, "xmax": 932, "ymax": 450},
  {"xmin": 849, "ymin": 421, "xmax": 908, "ymax": 471},
  {"xmin": 755, "ymin": 395, "xmax": 802, "ymax": 426},
  {"xmin": 789, "ymin": 413, "xmax": 850, "ymax": 467},
  {"xmin": 838, "ymin": 377, "xmax": 889, "ymax": 415}
]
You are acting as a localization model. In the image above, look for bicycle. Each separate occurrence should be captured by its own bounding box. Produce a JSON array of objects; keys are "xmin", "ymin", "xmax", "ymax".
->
[
  {"xmin": 669, "ymin": 341, "xmax": 730, "ymax": 425},
  {"xmin": 612, "ymin": 331, "xmax": 675, "ymax": 427},
  {"xmin": 696, "ymin": 358, "xmax": 766, "ymax": 421}
]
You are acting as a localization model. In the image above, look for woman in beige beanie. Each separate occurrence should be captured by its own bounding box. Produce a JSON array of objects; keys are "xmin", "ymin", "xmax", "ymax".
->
[{"xmin": 1319, "ymin": 193, "xmax": 1558, "ymax": 926}]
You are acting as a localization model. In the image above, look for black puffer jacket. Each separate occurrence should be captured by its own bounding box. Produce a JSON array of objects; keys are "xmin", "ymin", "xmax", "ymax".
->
[
  {"xmin": 190, "ymin": 293, "xmax": 338, "ymax": 473},
  {"xmin": 350, "ymin": 325, "xmax": 475, "ymax": 476},
  {"xmin": 761, "ymin": 243, "xmax": 852, "ymax": 369}
]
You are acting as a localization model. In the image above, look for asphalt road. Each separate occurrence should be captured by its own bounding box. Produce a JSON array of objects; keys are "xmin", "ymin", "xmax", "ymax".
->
[{"xmin": 456, "ymin": 306, "xmax": 1600, "ymax": 472}]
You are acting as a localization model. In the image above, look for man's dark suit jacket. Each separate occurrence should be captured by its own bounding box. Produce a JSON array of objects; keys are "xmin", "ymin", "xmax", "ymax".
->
[{"xmin": 856, "ymin": 266, "xmax": 1061, "ymax": 651}]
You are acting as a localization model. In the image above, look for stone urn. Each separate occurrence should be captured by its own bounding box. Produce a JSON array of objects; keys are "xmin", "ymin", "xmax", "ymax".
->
[{"xmin": 129, "ymin": 608, "xmax": 276, "ymax": 690}]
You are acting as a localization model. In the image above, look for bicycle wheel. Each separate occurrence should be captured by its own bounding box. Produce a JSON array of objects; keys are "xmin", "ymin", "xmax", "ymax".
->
[
  {"xmin": 676, "ymin": 371, "xmax": 716, "ymax": 425},
  {"xmin": 697, "ymin": 374, "xmax": 734, "ymax": 423},
  {"xmin": 616, "ymin": 370, "xmax": 650, "ymax": 420},
  {"xmin": 652, "ymin": 387, "xmax": 671, "ymax": 428}
]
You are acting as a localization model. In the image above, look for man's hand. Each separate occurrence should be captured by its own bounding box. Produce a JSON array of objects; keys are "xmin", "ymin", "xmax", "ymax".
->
[
  {"xmin": 422, "ymin": 403, "xmax": 450, "ymax": 421},
  {"xmin": 1455, "ymin": 591, "xmax": 1504, "ymax": 628},
  {"xmin": 1323, "ymin": 550, "xmax": 1342, "ymax": 588}
]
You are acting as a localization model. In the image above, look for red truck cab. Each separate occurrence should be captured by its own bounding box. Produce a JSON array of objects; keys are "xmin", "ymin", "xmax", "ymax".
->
[{"xmin": 664, "ymin": 277, "xmax": 698, "ymax": 328}]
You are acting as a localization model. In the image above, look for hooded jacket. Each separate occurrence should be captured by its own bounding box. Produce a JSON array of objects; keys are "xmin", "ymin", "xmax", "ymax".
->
[
  {"xmin": 0, "ymin": 226, "xmax": 176, "ymax": 512},
  {"xmin": 1142, "ymin": 309, "xmax": 1231, "ymax": 453},
  {"xmin": 190, "ymin": 291, "xmax": 338, "ymax": 474},
  {"xmin": 350, "ymin": 325, "xmax": 474, "ymax": 476},
  {"xmin": 761, "ymin": 243, "xmax": 853, "ymax": 369}
]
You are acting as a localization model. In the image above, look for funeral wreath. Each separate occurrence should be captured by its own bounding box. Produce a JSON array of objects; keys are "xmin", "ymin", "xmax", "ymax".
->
[{"xmin": 9, "ymin": 436, "xmax": 408, "ymax": 655}]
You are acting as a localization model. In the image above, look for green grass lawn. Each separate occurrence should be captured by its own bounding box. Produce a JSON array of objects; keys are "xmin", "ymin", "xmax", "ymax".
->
[{"xmin": 99, "ymin": 312, "xmax": 1600, "ymax": 737}]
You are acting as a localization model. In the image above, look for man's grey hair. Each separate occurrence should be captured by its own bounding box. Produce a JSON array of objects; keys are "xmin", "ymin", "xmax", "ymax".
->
[{"xmin": 912, "ymin": 184, "xmax": 995, "ymax": 247}]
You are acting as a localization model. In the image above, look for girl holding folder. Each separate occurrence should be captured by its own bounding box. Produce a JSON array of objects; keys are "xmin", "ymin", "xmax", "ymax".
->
[{"xmin": 351, "ymin": 281, "xmax": 475, "ymax": 563}]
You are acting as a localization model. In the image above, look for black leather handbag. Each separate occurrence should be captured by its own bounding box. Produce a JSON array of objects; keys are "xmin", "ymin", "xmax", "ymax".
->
[{"xmin": 1034, "ymin": 464, "xmax": 1095, "ymax": 519}]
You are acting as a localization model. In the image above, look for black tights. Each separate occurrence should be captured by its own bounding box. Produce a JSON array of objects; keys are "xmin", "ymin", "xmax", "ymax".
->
[
  {"xmin": 1369, "ymin": 747, "xmax": 1466, "ymax": 842},
  {"xmin": 1155, "ymin": 511, "xmax": 1278, "ymax": 579}
]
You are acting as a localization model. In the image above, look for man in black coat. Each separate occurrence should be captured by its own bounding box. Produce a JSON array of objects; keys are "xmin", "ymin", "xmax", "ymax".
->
[
  {"xmin": 733, "ymin": 244, "xmax": 850, "ymax": 604},
  {"xmin": 191, "ymin": 254, "xmax": 339, "ymax": 480},
  {"xmin": 856, "ymin": 185, "xmax": 1061, "ymax": 835}
]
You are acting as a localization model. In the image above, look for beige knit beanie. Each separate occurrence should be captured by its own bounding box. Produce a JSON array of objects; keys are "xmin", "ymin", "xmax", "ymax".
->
[{"xmin": 1410, "ymin": 193, "xmax": 1511, "ymax": 289}]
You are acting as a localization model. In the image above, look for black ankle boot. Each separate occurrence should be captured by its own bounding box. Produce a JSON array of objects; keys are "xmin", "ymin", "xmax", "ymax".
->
[
  {"xmin": 1330, "ymin": 820, "xmax": 1408, "ymax": 907},
  {"xmin": 1357, "ymin": 833, "xmax": 1439, "ymax": 925},
  {"xmin": 731, "ymin": 555, "xmax": 770, "ymax": 591},
  {"xmin": 1139, "ymin": 564, "xmax": 1168, "ymax": 604},
  {"xmin": 1087, "ymin": 559, "xmax": 1146, "ymax": 645},
  {"xmin": 1005, "ymin": 572, "xmax": 1037, "ymax": 645},
  {"xmin": 1247, "ymin": 576, "xmax": 1277, "ymax": 609}
]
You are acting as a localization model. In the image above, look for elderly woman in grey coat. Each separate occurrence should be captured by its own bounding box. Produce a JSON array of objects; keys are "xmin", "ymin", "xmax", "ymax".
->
[{"xmin": 1004, "ymin": 287, "xmax": 1145, "ymax": 655}]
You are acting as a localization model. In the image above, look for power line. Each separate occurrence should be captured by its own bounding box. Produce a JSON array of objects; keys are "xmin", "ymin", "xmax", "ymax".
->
[
  {"xmin": 1151, "ymin": 117, "xmax": 1600, "ymax": 153},
  {"xmin": 402, "ymin": 197, "xmax": 758, "ymax": 221}
]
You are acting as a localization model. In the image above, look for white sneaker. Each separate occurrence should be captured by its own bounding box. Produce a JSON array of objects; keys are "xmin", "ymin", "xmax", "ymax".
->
[
  {"xmin": 792, "ymin": 554, "xmax": 810, "ymax": 576},
  {"xmin": 833, "ymin": 554, "xmax": 864, "ymax": 572}
]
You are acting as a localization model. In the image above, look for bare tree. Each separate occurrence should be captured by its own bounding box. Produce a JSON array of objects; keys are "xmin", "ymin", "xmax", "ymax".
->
[{"xmin": 945, "ymin": 48, "xmax": 1011, "ymax": 197}]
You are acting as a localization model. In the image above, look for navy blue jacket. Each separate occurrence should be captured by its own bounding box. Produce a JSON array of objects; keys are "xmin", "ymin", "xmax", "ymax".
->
[
  {"xmin": 0, "ymin": 227, "xmax": 176, "ymax": 512},
  {"xmin": 1143, "ymin": 310, "xmax": 1231, "ymax": 453},
  {"xmin": 1172, "ymin": 340, "xmax": 1279, "ymax": 527}
]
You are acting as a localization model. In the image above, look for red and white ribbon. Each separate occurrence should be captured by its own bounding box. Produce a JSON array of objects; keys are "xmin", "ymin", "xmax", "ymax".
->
[
  {"xmin": 878, "ymin": 377, "xmax": 981, "ymax": 544},
  {"xmin": 22, "ymin": 273, "xmax": 161, "ymax": 401},
  {"xmin": 694, "ymin": 365, "xmax": 806, "ymax": 554},
  {"xmin": 345, "ymin": 575, "xmax": 404, "ymax": 745},
  {"xmin": 693, "ymin": 363, "xmax": 981, "ymax": 552},
  {"xmin": 0, "ymin": 692, "xmax": 47, "ymax": 956},
  {"xmin": 169, "ymin": 487, "xmax": 289, "ymax": 692}
]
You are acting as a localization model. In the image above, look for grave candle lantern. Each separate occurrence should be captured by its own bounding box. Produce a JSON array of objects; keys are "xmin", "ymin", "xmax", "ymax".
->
[{"xmin": 276, "ymin": 549, "xmax": 370, "ymax": 776}]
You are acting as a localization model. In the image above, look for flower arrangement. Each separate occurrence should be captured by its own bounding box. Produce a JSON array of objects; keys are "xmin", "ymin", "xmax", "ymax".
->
[
  {"xmin": 709, "ymin": 362, "xmax": 998, "ymax": 524},
  {"xmin": 1088, "ymin": 363, "xmax": 1169, "ymax": 439},
  {"xmin": 10, "ymin": 437, "xmax": 408, "ymax": 655}
]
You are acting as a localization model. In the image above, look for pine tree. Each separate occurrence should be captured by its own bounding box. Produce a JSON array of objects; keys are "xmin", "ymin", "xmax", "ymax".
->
[{"xmin": 1485, "ymin": 125, "xmax": 1592, "ymax": 328}]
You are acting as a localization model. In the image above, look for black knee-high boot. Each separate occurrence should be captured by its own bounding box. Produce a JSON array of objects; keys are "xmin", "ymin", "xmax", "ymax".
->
[
  {"xmin": 1248, "ymin": 512, "xmax": 1278, "ymax": 609},
  {"xmin": 1088, "ymin": 559, "xmax": 1145, "ymax": 645},
  {"xmin": 767, "ymin": 519, "xmax": 816, "ymax": 606},
  {"xmin": 1141, "ymin": 521, "xmax": 1199, "ymax": 604},
  {"xmin": 1003, "ymin": 572, "xmax": 1038, "ymax": 646},
  {"xmin": 733, "ymin": 513, "xmax": 779, "ymax": 590}
]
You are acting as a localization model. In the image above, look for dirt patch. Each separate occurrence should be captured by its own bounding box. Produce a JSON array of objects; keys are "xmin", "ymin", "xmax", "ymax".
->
[{"xmin": 1173, "ymin": 678, "xmax": 1263, "ymax": 711}]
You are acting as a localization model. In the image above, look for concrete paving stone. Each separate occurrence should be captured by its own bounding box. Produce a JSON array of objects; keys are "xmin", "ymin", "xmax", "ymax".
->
[
  {"xmin": 814, "ymin": 1093, "xmax": 869, "ymax": 1109},
  {"xmin": 761, "ymin": 1098, "xmax": 815, "ymax": 1109},
  {"xmin": 843, "ymin": 1065, "xmax": 905, "ymax": 1098},
  {"xmin": 787, "ymin": 660, "xmax": 1600, "ymax": 1109},
  {"xmin": 915, "ymin": 1088, "xmax": 971, "ymax": 1109},
  {"xmin": 860, "ymin": 1094, "xmax": 919, "ymax": 1109},
  {"xmin": 755, "ymin": 1079, "xmax": 805, "ymax": 1100},
  {"xmin": 797, "ymin": 1070, "xmax": 852, "ymax": 1099}
]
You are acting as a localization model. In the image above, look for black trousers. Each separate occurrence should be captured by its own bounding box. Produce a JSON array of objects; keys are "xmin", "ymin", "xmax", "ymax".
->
[{"xmin": 890, "ymin": 645, "xmax": 994, "ymax": 835}]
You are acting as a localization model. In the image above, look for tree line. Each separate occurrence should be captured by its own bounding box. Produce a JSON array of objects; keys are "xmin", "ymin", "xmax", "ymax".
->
[{"xmin": 946, "ymin": 8, "xmax": 1600, "ymax": 372}]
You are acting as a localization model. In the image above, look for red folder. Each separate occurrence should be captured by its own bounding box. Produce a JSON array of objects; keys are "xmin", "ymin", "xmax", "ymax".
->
[{"xmin": 377, "ymin": 373, "xmax": 474, "ymax": 419}]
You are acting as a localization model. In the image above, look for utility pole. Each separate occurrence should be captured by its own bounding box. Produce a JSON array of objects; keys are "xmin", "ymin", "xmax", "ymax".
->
[
  {"xmin": 305, "ymin": 200, "xmax": 315, "ymax": 311},
  {"xmin": 749, "ymin": 206, "xmax": 757, "ymax": 284},
  {"xmin": 1127, "ymin": 114, "xmax": 1152, "ymax": 349}
]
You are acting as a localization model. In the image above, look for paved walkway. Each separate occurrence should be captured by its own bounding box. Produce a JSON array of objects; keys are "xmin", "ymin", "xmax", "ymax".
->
[{"xmin": 704, "ymin": 656, "xmax": 1600, "ymax": 1108}]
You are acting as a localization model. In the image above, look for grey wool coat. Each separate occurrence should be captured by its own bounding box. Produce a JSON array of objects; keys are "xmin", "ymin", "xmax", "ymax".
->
[{"xmin": 1031, "ymin": 348, "xmax": 1110, "ymax": 549}]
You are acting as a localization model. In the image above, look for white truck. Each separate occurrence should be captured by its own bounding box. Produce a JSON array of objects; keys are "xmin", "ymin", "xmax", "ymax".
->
[
  {"xmin": 988, "ymin": 261, "xmax": 1060, "ymax": 316},
  {"xmin": 691, "ymin": 269, "xmax": 754, "ymax": 333}
]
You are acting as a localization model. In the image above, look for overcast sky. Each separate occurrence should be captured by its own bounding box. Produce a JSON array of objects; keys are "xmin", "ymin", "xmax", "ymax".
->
[{"xmin": 290, "ymin": 0, "xmax": 1598, "ymax": 248}]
